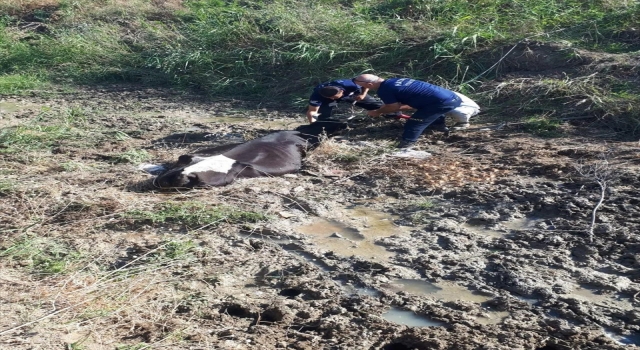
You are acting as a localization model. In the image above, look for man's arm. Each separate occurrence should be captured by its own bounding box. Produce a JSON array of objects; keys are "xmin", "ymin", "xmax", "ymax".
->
[
  {"xmin": 354, "ymin": 87, "xmax": 370, "ymax": 101},
  {"xmin": 306, "ymin": 105, "xmax": 320, "ymax": 123},
  {"xmin": 367, "ymin": 102, "xmax": 403, "ymax": 117}
]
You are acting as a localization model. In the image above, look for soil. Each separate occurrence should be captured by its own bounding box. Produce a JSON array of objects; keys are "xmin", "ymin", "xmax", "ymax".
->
[{"xmin": 0, "ymin": 83, "xmax": 639, "ymax": 350}]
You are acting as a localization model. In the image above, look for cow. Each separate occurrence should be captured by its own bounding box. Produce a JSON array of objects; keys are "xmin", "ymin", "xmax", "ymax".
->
[{"xmin": 154, "ymin": 121, "xmax": 346, "ymax": 188}]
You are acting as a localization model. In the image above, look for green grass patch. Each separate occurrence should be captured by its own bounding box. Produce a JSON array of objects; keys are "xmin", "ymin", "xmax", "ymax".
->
[
  {"xmin": 0, "ymin": 0, "xmax": 639, "ymax": 131},
  {"xmin": 0, "ymin": 107, "xmax": 90, "ymax": 153},
  {"xmin": 0, "ymin": 234, "xmax": 83, "ymax": 275},
  {"xmin": 0, "ymin": 73, "xmax": 46, "ymax": 94},
  {"xmin": 110, "ymin": 149, "xmax": 151, "ymax": 164},
  {"xmin": 415, "ymin": 199, "xmax": 435, "ymax": 210},
  {"xmin": 0, "ymin": 179, "xmax": 16, "ymax": 195},
  {"xmin": 125, "ymin": 202, "xmax": 269, "ymax": 228},
  {"xmin": 521, "ymin": 116, "xmax": 563, "ymax": 137}
]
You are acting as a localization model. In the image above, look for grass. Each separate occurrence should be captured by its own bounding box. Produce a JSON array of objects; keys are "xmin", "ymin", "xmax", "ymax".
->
[
  {"xmin": 0, "ymin": 107, "xmax": 92, "ymax": 153},
  {"xmin": 0, "ymin": 73, "xmax": 46, "ymax": 94},
  {"xmin": 521, "ymin": 116, "xmax": 563, "ymax": 137},
  {"xmin": 0, "ymin": 179, "xmax": 16, "ymax": 195},
  {"xmin": 111, "ymin": 149, "xmax": 151, "ymax": 164},
  {"xmin": 0, "ymin": 0, "xmax": 637, "ymax": 112},
  {"xmin": 125, "ymin": 201, "xmax": 269, "ymax": 229},
  {"xmin": 0, "ymin": 234, "xmax": 83, "ymax": 275}
]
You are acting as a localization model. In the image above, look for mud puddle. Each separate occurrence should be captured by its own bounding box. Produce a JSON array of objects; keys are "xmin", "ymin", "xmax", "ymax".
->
[
  {"xmin": 562, "ymin": 285, "xmax": 634, "ymax": 310},
  {"xmin": 381, "ymin": 307, "xmax": 447, "ymax": 327},
  {"xmin": 463, "ymin": 216, "xmax": 545, "ymax": 238},
  {"xmin": 296, "ymin": 206, "xmax": 405, "ymax": 262},
  {"xmin": 605, "ymin": 330, "xmax": 640, "ymax": 346},
  {"xmin": 461, "ymin": 223, "xmax": 506, "ymax": 238},
  {"xmin": 385, "ymin": 279, "xmax": 510, "ymax": 324}
]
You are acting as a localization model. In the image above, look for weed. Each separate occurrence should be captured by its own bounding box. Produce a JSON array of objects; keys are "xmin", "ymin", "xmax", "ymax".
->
[
  {"xmin": 67, "ymin": 343, "xmax": 87, "ymax": 350},
  {"xmin": 521, "ymin": 116, "xmax": 562, "ymax": 137},
  {"xmin": 113, "ymin": 130, "xmax": 132, "ymax": 141},
  {"xmin": 60, "ymin": 161, "xmax": 86, "ymax": 172},
  {"xmin": 111, "ymin": 149, "xmax": 151, "ymax": 164},
  {"xmin": 0, "ymin": 124, "xmax": 81, "ymax": 153},
  {"xmin": 415, "ymin": 199, "xmax": 435, "ymax": 210},
  {"xmin": 125, "ymin": 202, "xmax": 269, "ymax": 228},
  {"xmin": 0, "ymin": 179, "xmax": 16, "ymax": 195},
  {"xmin": 0, "ymin": 235, "xmax": 83, "ymax": 275},
  {"xmin": 163, "ymin": 240, "xmax": 196, "ymax": 259},
  {"xmin": 0, "ymin": 73, "xmax": 45, "ymax": 94}
]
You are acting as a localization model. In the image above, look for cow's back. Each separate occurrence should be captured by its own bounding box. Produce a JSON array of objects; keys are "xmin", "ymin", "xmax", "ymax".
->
[{"xmin": 222, "ymin": 131, "xmax": 306, "ymax": 176}]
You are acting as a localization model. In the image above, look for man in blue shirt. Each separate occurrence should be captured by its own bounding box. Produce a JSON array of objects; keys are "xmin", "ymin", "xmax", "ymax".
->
[
  {"xmin": 306, "ymin": 78, "xmax": 407, "ymax": 123},
  {"xmin": 352, "ymin": 74, "xmax": 480, "ymax": 148}
]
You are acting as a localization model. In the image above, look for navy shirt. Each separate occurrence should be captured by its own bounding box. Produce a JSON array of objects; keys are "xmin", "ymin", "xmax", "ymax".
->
[
  {"xmin": 309, "ymin": 79, "xmax": 362, "ymax": 107},
  {"xmin": 377, "ymin": 78, "xmax": 457, "ymax": 109}
]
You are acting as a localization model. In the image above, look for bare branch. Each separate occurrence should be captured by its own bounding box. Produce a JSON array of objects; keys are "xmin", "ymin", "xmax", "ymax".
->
[{"xmin": 574, "ymin": 152, "xmax": 616, "ymax": 243}]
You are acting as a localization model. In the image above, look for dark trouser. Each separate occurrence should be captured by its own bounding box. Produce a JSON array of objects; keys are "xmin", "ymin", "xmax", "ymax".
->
[
  {"xmin": 316, "ymin": 95, "xmax": 400, "ymax": 120},
  {"xmin": 401, "ymin": 97, "xmax": 462, "ymax": 142}
]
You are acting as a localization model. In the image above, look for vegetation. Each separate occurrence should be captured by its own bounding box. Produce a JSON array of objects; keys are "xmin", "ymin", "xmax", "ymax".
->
[
  {"xmin": 125, "ymin": 201, "xmax": 269, "ymax": 228},
  {"xmin": 1, "ymin": 1, "xmax": 638, "ymax": 124}
]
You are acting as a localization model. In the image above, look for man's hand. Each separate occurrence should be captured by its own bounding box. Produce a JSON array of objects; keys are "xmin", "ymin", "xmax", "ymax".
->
[
  {"xmin": 306, "ymin": 107, "xmax": 320, "ymax": 123},
  {"xmin": 354, "ymin": 93, "xmax": 366, "ymax": 101},
  {"xmin": 367, "ymin": 110, "xmax": 383, "ymax": 117}
]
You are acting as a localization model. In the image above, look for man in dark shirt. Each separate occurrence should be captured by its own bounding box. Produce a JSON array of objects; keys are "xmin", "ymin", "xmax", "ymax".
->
[
  {"xmin": 306, "ymin": 78, "xmax": 407, "ymax": 123},
  {"xmin": 352, "ymin": 74, "xmax": 479, "ymax": 148}
]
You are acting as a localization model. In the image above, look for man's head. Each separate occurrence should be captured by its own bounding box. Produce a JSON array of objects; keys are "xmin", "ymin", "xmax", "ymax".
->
[
  {"xmin": 319, "ymin": 86, "xmax": 344, "ymax": 100},
  {"xmin": 352, "ymin": 74, "xmax": 383, "ymax": 89}
]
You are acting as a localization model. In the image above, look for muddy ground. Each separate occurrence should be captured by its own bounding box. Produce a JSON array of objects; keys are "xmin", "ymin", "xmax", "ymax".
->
[{"xmin": 0, "ymin": 85, "xmax": 639, "ymax": 350}]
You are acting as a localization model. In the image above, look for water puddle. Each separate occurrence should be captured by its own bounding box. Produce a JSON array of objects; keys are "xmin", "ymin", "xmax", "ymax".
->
[
  {"xmin": 381, "ymin": 307, "xmax": 446, "ymax": 327},
  {"xmin": 461, "ymin": 223, "xmax": 505, "ymax": 238},
  {"xmin": 296, "ymin": 207, "xmax": 404, "ymax": 262},
  {"xmin": 605, "ymin": 330, "xmax": 640, "ymax": 346},
  {"xmin": 385, "ymin": 279, "xmax": 509, "ymax": 324},
  {"xmin": 561, "ymin": 285, "xmax": 634, "ymax": 311},
  {"xmin": 341, "ymin": 283, "xmax": 380, "ymax": 297},
  {"xmin": 297, "ymin": 219, "xmax": 364, "ymax": 241},
  {"xmin": 503, "ymin": 217, "xmax": 542, "ymax": 231},
  {"xmin": 387, "ymin": 279, "xmax": 492, "ymax": 303},
  {"xmin": 475, "ymin": 310, "xmax": 511, "ymax": 325}
]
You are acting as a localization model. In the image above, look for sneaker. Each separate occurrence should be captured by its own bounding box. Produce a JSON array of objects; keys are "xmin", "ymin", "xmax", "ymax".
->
[
  {"xmin": 397, "ymin": 139, "xmax": 417, "ymax": 149},
  {"xmin": 451, "ymin": 122, "xmax": 470, "ymax": 130},
  {"xmin": 429, "ymin": 124, "xmax": 450, "ymax": 133}
]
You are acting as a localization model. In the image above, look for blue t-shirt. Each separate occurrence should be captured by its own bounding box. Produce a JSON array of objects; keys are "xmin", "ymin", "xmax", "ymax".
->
[
  {"xmin": 309, "ymin": 79, "xmax": 362, "ymax": 107},
  {"xmin": 377, "ymin": 78, "xmax": 457, "ymax": 109}
]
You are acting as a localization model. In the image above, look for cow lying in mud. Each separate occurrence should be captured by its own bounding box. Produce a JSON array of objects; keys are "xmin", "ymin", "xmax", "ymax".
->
[{"xmin": 154, "ymin": 122, "xmax": 346, "ymax": 188}]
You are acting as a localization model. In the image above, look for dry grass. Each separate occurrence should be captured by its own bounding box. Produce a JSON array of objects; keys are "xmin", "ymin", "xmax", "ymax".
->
[{"xmin": 0, "ymin": 0, "xmax": 61, "ymax": 16}]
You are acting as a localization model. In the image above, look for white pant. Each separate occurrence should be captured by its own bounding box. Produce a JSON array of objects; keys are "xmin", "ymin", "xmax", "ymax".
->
[{"xmin": 446, "ymin": 92, "xmax": 480, "ymax": 123}]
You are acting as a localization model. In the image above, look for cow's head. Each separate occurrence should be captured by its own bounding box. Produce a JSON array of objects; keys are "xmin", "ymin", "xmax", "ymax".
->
[{"xmin": 155, "ymin": 155, "xmax": 245, "ymax": 188}]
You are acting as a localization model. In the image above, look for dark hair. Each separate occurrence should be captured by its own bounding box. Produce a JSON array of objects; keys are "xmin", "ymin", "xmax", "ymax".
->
[{"xmin": 319, "ymin": 86, "xmax": 341, "ymax": 98}]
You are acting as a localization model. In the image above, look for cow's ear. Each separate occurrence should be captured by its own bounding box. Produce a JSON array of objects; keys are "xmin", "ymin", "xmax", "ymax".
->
[
  {"xmin": 177, "ymin": 155, "xmax": 193, "ymax": 166},
  {"xmin": 185, "ymin": 173, "xmax": 200, "ymax": 187}
]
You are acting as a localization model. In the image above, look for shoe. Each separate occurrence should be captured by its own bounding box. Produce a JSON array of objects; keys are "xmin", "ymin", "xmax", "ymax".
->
[
  {"xmin": 429, "ymin": 124, "xmax": 450, "ymax": 133},
  {"xmin": 452, "ymin": 122, "xmax": 470, "ymax": 130},
  {"xmin": 397, "ymin": 139, "xmax": 417, "ymax": 149}
]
